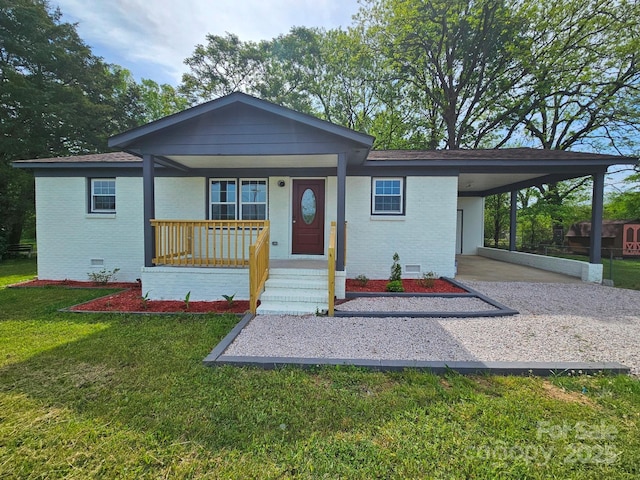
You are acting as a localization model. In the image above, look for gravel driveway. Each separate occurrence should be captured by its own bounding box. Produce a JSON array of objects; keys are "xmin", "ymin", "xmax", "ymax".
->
[{"xmin": 224, "ymin": 282, "xmax": 640, "ymax": 375}]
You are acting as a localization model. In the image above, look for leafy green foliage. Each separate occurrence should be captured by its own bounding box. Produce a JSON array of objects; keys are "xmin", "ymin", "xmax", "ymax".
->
[
  {"xmin": 418, "ymin": 271, "xmax": 436, "ymax": 288},
  {"xmin": 222, "ymin": 293, "xmax": 236, "ymax": 307},
  {"xmin": 87, "ymin": 268, "xmax": 120, "ymax": 285},
  {"xmin": 385, "ymin": 279, "xmax": 404, "ymax": 292},
  {"xmin": 355, "ymin": 274, "xmax": 369, "ymax": 286},
  {"xmin": 389, "ymin": 252, "xmax": 402, "ymax": 282}
]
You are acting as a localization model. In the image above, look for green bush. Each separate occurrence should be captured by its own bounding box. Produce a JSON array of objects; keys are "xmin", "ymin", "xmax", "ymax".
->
[
  {"xmin": 385, "ymin": 280, "xmax": 404, "ymax": 292},
  {"xmin": 389, "ymin": 252, "xmax": 402, "ymax": 282},
  {"xmin": 355, "ymin": 274, "xmax": 369, "ymax": 286},
  {"xmin": 417, "ymin": 271, "xmax": 436, "ymax": 288}
]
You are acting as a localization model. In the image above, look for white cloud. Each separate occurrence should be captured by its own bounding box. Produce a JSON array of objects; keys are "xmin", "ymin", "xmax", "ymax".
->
[{"xmin": 55, "ymin": 0, "xmax": 361, "ymax": 84}]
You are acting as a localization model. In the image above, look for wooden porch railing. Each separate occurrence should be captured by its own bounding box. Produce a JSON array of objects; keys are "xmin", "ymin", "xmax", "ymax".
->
[
  {"xmin": 328, "ymin": 221, "xmax": 336, "ymax": 316},
  {"xmin": 150, "ymin": 220, "xmax": 267, "ymax": 267},
  {"xmin": 249, "ymin": 222, "xmax": 270, "ymax": 314}
]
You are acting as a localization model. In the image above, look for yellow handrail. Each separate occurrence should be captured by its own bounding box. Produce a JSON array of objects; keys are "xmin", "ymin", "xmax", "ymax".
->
[
  {"xmin": 328, "ymin": 221, "xmax": 336, "ymax": 316},
  {"xmin": 150, "ymin": 220, "xmax": 266, "ymax": 267},
  {"xmin": 249, "ymin": 221, "xmax": 270, "ymax": 314}
]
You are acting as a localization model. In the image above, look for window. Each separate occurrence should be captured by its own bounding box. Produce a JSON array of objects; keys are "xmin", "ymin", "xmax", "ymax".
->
[
  {"xmin": 372, "ymin": 178, "xmax": 404, "ymax": 215},
  {"xmin": 210, "ymin": 180, "xmax": 237, "ymax": 220},
  {"xmin": 90, "ymin": 178, "xmax": 116, "ymax": 213},
  {"xmin": 209, "ymin": 179, "xmax": 267, "ymax": 220}
]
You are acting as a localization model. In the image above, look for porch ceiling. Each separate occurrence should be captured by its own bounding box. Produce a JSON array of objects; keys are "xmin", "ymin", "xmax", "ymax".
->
[
  {"xmin": 165, "ymin": 154, "xmax": 337, "ymax": 169},
  {"xmin": 458, "ymin": 173, "xmax": 544, "ymax": 194}
]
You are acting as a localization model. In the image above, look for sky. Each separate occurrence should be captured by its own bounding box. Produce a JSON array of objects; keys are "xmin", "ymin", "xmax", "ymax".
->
[{"xmin": 55, "ymin": 0, "xmax": 362, "ymax": 86}]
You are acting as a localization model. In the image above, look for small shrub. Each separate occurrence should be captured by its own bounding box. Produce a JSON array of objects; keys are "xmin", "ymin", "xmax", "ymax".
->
[
  {"xmin": 140, "ymin": 291, "xmax": 150, "ymax": 310},
  {"xmin": 183, "ymin": 291, "xmax": 191, "ymax": 310},
  {"xmin": 389, "ymin": 252, "xmax": 402, "ymax": 282},
  {"xmin": 418, "ymin": 271, "xmax": 437, "ymax": 288},
  {"xmin": 355, "ymin": 274, "xmax": 369, "ymax": 286},
  {"xmin": 386, "ymin": 280, "xmax": 404, "ymax": 292},
  {"xmin": 87, "ymin": 267, "xmax": 120, "ymax": 285},
  {"xmin": 222, "ymin": 293, "xmax": 236, "ymax": 307}
]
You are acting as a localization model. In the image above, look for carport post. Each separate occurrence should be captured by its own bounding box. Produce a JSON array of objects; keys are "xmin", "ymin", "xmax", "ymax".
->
[
  {"xmin": 336, "ymin": 152, "xmax": 347, "ymax": 271},
  {"xmin": 143, "ymin": 153, "xmax": 156, "ymax": 267},
  {"xmin": 509, "ymin": 191, "xmax": 517, "ymax": 251},
  {"xmin": 589, "ymin": 171, "xmax": 604, "ymax": 264}
]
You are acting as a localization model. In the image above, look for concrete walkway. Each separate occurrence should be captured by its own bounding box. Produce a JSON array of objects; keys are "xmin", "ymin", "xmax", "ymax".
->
[{"xmin": 455, "ymin": 255, "xmax": 583, "ymax": 283}]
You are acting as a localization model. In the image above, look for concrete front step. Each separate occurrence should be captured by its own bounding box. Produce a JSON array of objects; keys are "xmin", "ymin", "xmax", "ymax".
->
[
  {"xmin": 257, "ymin": 267, "xmax": 329, "ymax": 315},
  {"xmin": 260, "ymin": 288, "xmax": 328, "ymax": 303},
  {"xmin": 257, "ymin": 302, "xmax": 327, "ymax": 315},
  {"xmin": 264, "ymin": 277, "xmax": 327, "ymax": 290}
]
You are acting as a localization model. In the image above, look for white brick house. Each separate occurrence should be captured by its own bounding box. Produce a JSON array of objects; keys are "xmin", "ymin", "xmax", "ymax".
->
[{"xmin": 14, "ymin": 93, "xmax": 633, "ymax": 314}]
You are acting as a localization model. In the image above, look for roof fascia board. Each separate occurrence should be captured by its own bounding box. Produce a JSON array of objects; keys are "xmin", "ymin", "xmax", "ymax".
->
[
  {"xmin": 364, "ymin": 159, "xmax": 625, "ymax": 170},
  {"xmin": 12, "ymin": 161, "xmax": 142, "ymax": 170}
]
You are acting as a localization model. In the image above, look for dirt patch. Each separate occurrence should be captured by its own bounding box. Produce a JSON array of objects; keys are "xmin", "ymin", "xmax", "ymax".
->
[
  {"xmin": 346, "ymin": 278, "xmax": 467, "ymax": 294},
  {"xmin": 541, "ymin": 381, "xmax": 596, "ymax": 407},
  {"xmin": 69, "ymin": 287, "xmax": 250, "ymax": 314}
]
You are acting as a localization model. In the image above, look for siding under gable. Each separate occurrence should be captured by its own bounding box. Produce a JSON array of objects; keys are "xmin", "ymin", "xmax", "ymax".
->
[{"xmin": 134, "ymin": 104, "xmax": 358, "ymax": 156}]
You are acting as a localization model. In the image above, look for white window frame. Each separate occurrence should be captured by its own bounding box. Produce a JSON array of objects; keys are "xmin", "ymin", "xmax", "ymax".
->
[
  {"xmin": 239, "ymin": 178, "xmax": 268, "ymax": 220},
  {"xmin": 209, "ymin": 178, "xmax": 268, "ymax": 220},
  {"xmin": 209, "ymin": 178, "xmax": 238, "ymax": 220},
  {"xmin": 372, "ymin": 177, "xmax": 404, "ymax": 215},
  {"xmin": 90, "ymin": 178, "xmax": 116, "ymax": 213}
]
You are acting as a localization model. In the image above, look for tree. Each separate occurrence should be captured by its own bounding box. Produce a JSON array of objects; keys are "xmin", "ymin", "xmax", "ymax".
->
[
  {"xmin": 484, "ymin": 193, "xmax": 510, "ymax": 247},
  {"xmin": 0, "ymin": 0, "xmax": 145, "ymax": 249},
  {"xmin": 180, "ymin": 32, "xmax": 266, "ymax": 104},
  {"xmin": 139, "ymin": 79, "xmax": 188, "ymax": 122},
  {"xmin": 357, "ymin": 0, "xmax": 532, "ymax": 149},
  {"xmin": 605, "ymin": 173, "xmax": 640, "ymax": 220}
]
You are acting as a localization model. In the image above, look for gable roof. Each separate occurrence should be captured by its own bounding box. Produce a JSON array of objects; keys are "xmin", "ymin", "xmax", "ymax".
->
[{"xmin": 108, "ymin": 92, "xmax": 375, "ymax": 151}]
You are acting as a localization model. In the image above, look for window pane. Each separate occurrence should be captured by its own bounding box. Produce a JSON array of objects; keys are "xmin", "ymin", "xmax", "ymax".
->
[
  {"xmin": 242, "ymin": 204, "xmax": 266, "ymax": 220},
  {"xmin": 94, "ymin": 196, "xmax": 115, "ymax": 211},
  {"xmin": 211, "ymin": 180, "xmax": 236, "ymax": 203},
  {"xmin": 241, "ymin": 181, "xmax": 266, "ymax": 202},
  {"xmin": 211, "ymin": 204, "xmax": 236, "ymax": 220}
]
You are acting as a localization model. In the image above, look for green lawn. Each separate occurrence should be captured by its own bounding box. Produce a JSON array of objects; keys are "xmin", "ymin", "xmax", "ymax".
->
[
  {"xmin": 0, "ymin": 260, "xmax": 639, "ymax": 478},
  {"xmin": 0, "ymin": 257, "xmax": 37, "ymax": 287},
  {"xmin": 546, "ymin": 252, "xmax": 640, "ymax": 290}
]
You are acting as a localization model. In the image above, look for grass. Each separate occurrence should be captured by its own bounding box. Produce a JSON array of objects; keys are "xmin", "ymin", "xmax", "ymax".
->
[
  {"xmin": 0, "ymin": 257, "xmax": 37, "ymax": 287},
  {"xmin": 1, "ymin": 259, "xmax": 639, "ymax": 478},
  {"xmin": 547, "ymin": 253, "xmax": 640, "ymax": 290}
]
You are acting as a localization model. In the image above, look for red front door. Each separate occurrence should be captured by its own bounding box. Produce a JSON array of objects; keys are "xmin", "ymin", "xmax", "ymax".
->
[{"xmin": 292, "ymin": 179, "xmax": 325, "ymax": 255}]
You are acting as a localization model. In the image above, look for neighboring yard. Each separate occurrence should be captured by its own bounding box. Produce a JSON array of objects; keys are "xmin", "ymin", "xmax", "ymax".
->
[
  {"xmin": 547, "ymin": 253, "xmax": 640, "ymax": 290},
  {"xmin": 1, "ymin": 257, "xmax": 639, "ymax": 478}
]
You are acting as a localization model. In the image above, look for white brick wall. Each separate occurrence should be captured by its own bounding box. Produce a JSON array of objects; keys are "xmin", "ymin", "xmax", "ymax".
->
[
  {"xmin": 478, "ymin": 247, "xmax": 603, "ymax": 282},
  {"xmin": 457, "ymin": 197, "xmax": 484, "ymax": 255},
  {"xmin": 345, "ymin": 176, "xmax": 458, "ymax": 279},
  {"xmin": 141, "ymin": 266, "xmax": 249, "ymax": 300},
  {"xmin": 155, "ymin": 177, "xmax": 206, "ymax": 219},
  {"xmin": 36, "ymin": 176, "xmax": 144, "ymax": 282}
]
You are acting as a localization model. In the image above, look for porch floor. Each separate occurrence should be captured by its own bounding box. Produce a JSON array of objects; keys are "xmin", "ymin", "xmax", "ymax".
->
[{"xmin": 269, "ymin": 259, "xmax": 327, "ymax": 269}]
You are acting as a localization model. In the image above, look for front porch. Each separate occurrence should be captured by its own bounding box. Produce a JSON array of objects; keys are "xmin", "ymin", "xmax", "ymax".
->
[{"xmin": 143, "ymin": 220, "xmax": 343, "ymax": 315}]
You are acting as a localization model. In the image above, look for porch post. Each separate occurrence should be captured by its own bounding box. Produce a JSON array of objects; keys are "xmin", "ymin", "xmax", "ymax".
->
[
  {"xmin": 509, "ymin": 190, "xmax": 517, "ymax": 251},
  {"xmin": 143, "ymin": 153, "xmax": 156, "ymax": 267},
  {"xmin": 589, "ymin": 171, "xmax": 604, "ymax": 264},
  {"xmin": 336, "ymin": 152, "xmax": 347, "ymax": 271}
]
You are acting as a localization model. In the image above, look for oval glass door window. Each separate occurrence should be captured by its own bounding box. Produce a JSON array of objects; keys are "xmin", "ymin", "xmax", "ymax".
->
[{"xmin": 301, "ymin": 189, "xmax": 317, "ymax": 224}]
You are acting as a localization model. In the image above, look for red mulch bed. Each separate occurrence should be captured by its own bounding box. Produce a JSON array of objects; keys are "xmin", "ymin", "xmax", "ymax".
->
[
  {"xmin": 346, "ymin": 278, "xmax": 466, "ymax": 294},
  {"xmin": 15, "ymin": 279, "xmax": 139, "ymax": 289},
  {"xmin": 14, "ymin": 280, "xmax": 248, "ymax": 314},
  {"xmin": 69, "ymin": 287, "xmax": 250, "ymax": 314}
]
